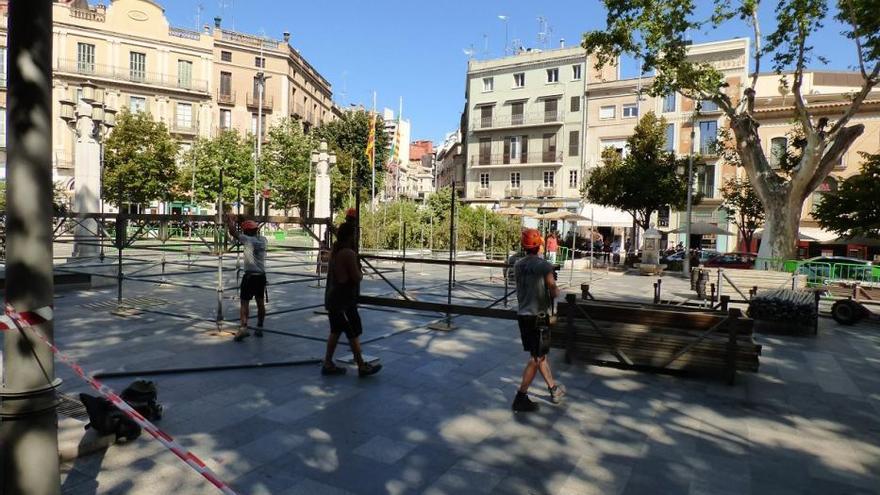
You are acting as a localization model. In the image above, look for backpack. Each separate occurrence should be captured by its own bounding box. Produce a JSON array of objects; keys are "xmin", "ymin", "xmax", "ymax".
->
[
  {"xmin": 79, "ymin": 393, "xmax": 142, "ymax": 442},
  {"xmin": 120, "ymin": 379, "xmax": 163, "ymax": 421}
]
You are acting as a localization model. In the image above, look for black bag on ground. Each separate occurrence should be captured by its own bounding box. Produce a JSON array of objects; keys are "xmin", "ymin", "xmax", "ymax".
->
[
  {"xmin": 120, "ymin": 379, "xmax": 163, "ymax": 421},
  {"xmin": 79, "ymin": 393, "xmax": 141, "ymax": 442}
]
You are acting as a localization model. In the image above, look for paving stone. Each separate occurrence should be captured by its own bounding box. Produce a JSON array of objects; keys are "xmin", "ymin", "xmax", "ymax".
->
[{"xmin": 352, "ymin": 435, "xmax": 417, "ymax": 464}]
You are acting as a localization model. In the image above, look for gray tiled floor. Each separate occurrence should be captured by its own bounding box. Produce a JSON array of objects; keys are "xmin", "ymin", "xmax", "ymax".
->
[{"xmin": 5, "ymin": 251, "xmax": 878, "ymax": 494}]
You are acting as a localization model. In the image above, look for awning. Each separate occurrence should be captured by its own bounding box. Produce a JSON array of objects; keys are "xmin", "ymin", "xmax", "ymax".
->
[
  {"xmin": 755, "ymin": 228, "xmax": 818, "ymax": 242},
  {"xmin": 579, "ymin": 204, "xmax": 632, "ymax": 227},
  {"xmin": 798, "ymin": 227, "xmax": 839, "ymax": 243},
  {"xmin": 666, "ymin": 222, "xmax": 734, "ymax": 236}
]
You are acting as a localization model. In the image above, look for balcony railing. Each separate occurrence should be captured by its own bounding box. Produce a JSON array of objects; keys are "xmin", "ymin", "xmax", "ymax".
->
[
  {"xmin": 169, "ymin": 26, "xmax": 201, "ymax": 41},
  {"xmin": 220, "ymin": 30, "xmax": 281, "ymax": 50},
  {"xmin": 217, "ymin": 90, "xmax": 235, "ymax": 105},
  {"xmin": 171, "ymin": 121, "xmax": 198, "ymax": 135},
  {"xmin": 470, "ymin": 151, "xmax": 564, "ymax": 167},
  {"xmin": 474, "ymin": 188, "xmax": 491, "ymax": 198},
  {"xmin": 536, "ymin": 185, "xmax": 558, "ymax": 198},
  {"xmin": 247, "ymin": 93, "xmax": 274, "ymax": 110},
  {"xmin": 55, "ymin": 59, "xmax": 209, "ymax": 93},
  {"xmin": 505, "ymin": 186, "xmax": 522, "ymax": 198},
  {"xmin": 472, "ymin": 111, "xmax": 565, "ymax": 130},
  {"xmin": 70, "ymin": 7, "xmax": 105, "ymax": 22}
]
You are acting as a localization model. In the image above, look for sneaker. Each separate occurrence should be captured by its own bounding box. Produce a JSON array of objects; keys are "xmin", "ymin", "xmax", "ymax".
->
[
  {"xmin": 358, "ymin": 362, "xmax": 382, "ymax": 377},
  {"xmin": 512, "ymin": 392, "xmax": 539, "ymax": 412},
  {"xmin": 254, "ymin": 328, "xmax": 263, "ymax": 338},
  {"xmin": 233, "ymin": 327, "xmax": 250, "ymax": 342},
  {"xmin": 321, "ymin": 364, "xmax": 347, "ymax": 376},
  {"xmin": 549, "ymin": 384, "xmax": 566, "ymax": 404}
]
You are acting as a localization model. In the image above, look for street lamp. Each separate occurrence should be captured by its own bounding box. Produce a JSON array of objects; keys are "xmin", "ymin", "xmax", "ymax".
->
[{"xmin": 254, "ymin": 69, "xmax": 272, "ymax": 213}]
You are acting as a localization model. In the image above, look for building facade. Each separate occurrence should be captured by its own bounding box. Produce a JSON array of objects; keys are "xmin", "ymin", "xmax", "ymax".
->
[
  {"xmin": 381, "ymin": 107, "xmax": 411, "ymax": 200},
  {"xmin": 434, "ymin": 130, "xmax": 464, "ymax": 196}
]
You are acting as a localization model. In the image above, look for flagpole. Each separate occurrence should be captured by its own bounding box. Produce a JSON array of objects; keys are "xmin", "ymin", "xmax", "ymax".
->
[{"xmin": 371, "ymin": 90, "xmax": 377, "ymax": 211}]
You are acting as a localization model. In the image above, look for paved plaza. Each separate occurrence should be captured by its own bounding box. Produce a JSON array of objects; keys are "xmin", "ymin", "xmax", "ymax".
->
[{"xmin": 3, "ymin": 249, "xmax": 879, "ymax": 495}]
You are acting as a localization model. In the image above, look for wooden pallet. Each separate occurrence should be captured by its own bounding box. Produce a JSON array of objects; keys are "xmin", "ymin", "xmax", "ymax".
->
[
  {"xmin": 696, "ymin": 268, "xmax": 807, "ymax": 301},
  {"xmin": 554, "ymin": 295, "xmax": 760, "ymax": 383}
]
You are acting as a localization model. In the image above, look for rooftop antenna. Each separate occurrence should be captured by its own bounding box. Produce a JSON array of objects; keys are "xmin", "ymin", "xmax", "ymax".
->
[
  {"xmin": 537, "ymin": 16, "xmax": 552, "ymax": 49},
  {"xmin": 195, "ymin": 3, "xmax": 204, "ymax": 30},
  {"xmin": 340, "ymin": 70, "xmax": 348, "ymax": 106},
  {"xmin": 482, "ymin": 33, "xmax": 489, "ymax": 58}
]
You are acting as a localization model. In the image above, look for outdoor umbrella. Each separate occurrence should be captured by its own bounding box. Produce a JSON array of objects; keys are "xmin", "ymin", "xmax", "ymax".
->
[
  {"xmin": 496, "ymin": 206, "xmax": 537, "ymax": 217},
  {"xmin": 666, "ymin": 221, "xmax": 735, "ymax": 236},
  {"xmin": 754, "ymin": 228, "xmax": 818, "ymax": 242}
]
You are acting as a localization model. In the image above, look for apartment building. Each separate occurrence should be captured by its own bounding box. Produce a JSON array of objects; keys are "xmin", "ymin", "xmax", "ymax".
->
[
  {"xmin": 435, "ymin": 130, "xmax": 464, "ymax": 196},
  {"xmin": 584, "ymin": 38, "xmax": 750, "ymax": 251},
  {"xmin": 381, "ymin": 108, "xmax": 411, "ymax": 199},
  {"xmin": 463, "ymin": 47, "xmax": 614, "ymax": 213}
]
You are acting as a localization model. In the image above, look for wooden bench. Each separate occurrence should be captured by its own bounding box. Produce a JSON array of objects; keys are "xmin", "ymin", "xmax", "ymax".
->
[{"xmin": 553, "ymin": 294, "xmax": 760, "ymax": 383}]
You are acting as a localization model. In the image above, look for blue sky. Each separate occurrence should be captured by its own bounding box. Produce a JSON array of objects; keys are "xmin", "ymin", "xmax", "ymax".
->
[{"xmin": 161, "ymin": 1, "xmax": 860, "ymax": 144}]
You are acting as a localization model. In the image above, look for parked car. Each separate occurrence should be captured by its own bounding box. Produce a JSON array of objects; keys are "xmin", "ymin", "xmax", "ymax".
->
[
  {"xmin": 798, "ymin": 256, "xmax": 874, "ymax": 282},
  {"xmin": 663, "ymin": 250, "xmax": 718, "ymax": 264},
  {"xmin": 704, "ymin": 252, "xmax": 758, "ymax": 269}
]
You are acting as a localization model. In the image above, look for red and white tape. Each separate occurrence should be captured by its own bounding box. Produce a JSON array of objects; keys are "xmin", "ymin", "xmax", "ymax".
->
[{"xmin": 1, "ymin": 304, "xmax": 239, "ymax": 495}]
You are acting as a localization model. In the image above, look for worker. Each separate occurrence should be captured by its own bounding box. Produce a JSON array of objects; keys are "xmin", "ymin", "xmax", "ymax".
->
[{"xmin": 227, "ymin": 215, "xmax": 268, "ymax": 342}]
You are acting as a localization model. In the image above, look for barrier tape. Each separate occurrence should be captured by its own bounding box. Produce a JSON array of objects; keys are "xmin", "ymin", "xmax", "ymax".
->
[{"xmin": 1, "ymin": 304, "xmax": 239, "ymax": 495}]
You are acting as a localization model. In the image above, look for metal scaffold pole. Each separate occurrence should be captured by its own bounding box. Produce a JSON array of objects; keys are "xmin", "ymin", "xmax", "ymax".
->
[
  {"xmin": 1, "ymin": 1, "xmax": 63, "ymax": 493},
  {"xmin": 216, "ymin": 169, "xmax": 225, "ymax": 328}
]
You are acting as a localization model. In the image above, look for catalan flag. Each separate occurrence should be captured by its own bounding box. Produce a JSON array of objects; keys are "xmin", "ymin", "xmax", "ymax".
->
[{"xmin": 365, "ymin": 112, "xmax": 376, "ymax": 168}]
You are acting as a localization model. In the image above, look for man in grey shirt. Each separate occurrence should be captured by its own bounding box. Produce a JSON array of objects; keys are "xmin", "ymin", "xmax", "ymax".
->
[
  {"xmin": 512, "ymin": 228, "xmax": 565, "ymax": 412},
  {"xmin": 227, "ymin": 216, "xmax": 268, "ymax": 341}
]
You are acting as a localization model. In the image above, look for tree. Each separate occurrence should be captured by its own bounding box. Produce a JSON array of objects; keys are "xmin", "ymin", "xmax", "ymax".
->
[
  {"xmin": 583, "ymin": 0, "xmax": 880, "ymax": 261},
  {"xmin": 813, "ymin": 152, "xmax": 880, "ymax": 238},
  {"xmin": 720, "ymin": 177, "xmax": 765, "ymax": 251},
  {"xmin": 314, "ymin": 109, "xmax": 390, "ymax": 203},
  {"xmin": 581, "ymin": 112, "xmax": 692, "ymax": 234},
  {"xmin": 260, "ymin": 118, "xmax": 315, "ymax": 215},
  {"xmin": 102, "ymin": 109, "xmax": 180, "ymax": 207},
  {"xmin": 186, "ymin": 130, "xmax": 256, "ymax": 207}
]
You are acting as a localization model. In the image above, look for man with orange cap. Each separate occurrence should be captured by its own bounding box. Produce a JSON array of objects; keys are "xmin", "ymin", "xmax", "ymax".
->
[
  {"xmin": 512, "ymin": 228, "xmax": 565, "ymax": 412},
  {"xmin": 227, "ymin": 215, "xmax": 268, "ymax": 341}
]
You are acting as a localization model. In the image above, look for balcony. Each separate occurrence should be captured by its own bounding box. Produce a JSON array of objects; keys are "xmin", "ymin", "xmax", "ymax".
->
[
  {"xmin": 70, "ymin": 7, "xmax": 105, "ymax": 22},
  {"xmin": 171, "ymin": 121, "xmax": 198, "ymax": 135},
  {"xmin": 469, "ymin": 151, "xmax": 564, "ymax": 168},
  {"xmin": 505, "ymin": 186, "xmax": 522, "ymax": 198},
  {"xmin": 474, "ymin": 188, "xmax": 491, "ymax": 199},
  {"xmin": 536, "ymin": 186, "xmax": 558, "ymax": 198},
  {"xmin": 55, "ymin": 59, "xmax": 209, "ymax": 93},
  {"xmin": 217, "ymin": 90, "xmax": 236, "ymax": 105},
  {"xmin": 247, "ymin": 93, "xmax": 274, "ymax": 111},
  {"xmin": 471, "ymin": 111, "xmax": 565, "ymax": 131}
]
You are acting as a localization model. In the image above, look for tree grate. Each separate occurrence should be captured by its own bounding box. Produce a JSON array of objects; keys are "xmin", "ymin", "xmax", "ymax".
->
[
  {"xmin": 80, "ymin": 296, "xmax": 169, "ymax": 312},
  {"xmin": 57, "ymin": 393, "xmax": 89, "ymax": 421}
]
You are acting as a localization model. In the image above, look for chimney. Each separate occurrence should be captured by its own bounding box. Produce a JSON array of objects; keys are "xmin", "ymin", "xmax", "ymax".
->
[
  {"xmin": 213, "ymin": 16, "xmax": 221, "ymax": 28},
  {"xmin": 560, "ymin": 38, "xmax": 565, "ymax": 48},
  {"xmin": 283, "ymin": 31, "xmax": 290, "ymax": 43}
]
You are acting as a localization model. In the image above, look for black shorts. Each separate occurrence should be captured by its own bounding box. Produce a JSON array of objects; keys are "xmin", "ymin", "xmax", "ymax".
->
[
  {"xmin": 240, "ymin": 273, "xmax": 266, "ymax": 301},
  {"xmin": 327, "ymin": 305, "xmax": 363, "ymax": 339},
  {"xmin": 518, "ymin": 315, "xmax": 550, "ymax": 358}
]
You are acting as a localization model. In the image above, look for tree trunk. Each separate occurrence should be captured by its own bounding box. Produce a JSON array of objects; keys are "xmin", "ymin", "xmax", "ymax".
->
[{"xmin": 755, "ymin": 194, "xmax": 802, "ymax": 267}]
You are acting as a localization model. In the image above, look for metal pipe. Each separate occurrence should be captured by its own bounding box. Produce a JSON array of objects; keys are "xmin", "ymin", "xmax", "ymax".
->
[
  {"xmin": 401, "ymin": 222, "xmax": 407, "ymax": 291},
  {"xmin": 1, "ymin": 1, "xmax": 62, "ymax": 492},
  {"xmin": 92, "ymin": 359, "xmax": 322, "ymax": 380},
  {"xmin": 216, "ymin": 168, "xmax": 224, "ymax": 327},
  {"xmin": 446, "ymin": 182, "xmax": 455, "ymax": 325},
  {"xmin": 683, "ymin": 110, "xmax": 696, "ymax": 274}
]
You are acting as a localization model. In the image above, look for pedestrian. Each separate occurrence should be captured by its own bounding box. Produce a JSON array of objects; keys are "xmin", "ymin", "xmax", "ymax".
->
[
  {"xmin": 512, "ymin": 228, "xmax": 565, "ymax": 412},
  {"xmin": 546, "ymin": 232, "xmax": 558, "ymax": 264},
  {"xmin": 227, "ymin": 215, "xmax": 268, "ymax": 342},
  {"xmin": 321, "ymin": 221, "xmax": 381, "ymax": 377}
]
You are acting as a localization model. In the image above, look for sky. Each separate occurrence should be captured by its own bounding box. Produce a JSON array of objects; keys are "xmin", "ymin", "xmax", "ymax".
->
[{"xmin": 160, "ymin": 0, "xmax": 860, "ymax": 145}]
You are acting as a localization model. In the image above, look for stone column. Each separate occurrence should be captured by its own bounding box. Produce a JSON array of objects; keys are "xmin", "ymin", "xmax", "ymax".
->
[
  {"xmin": 312, "ymin": 141, "xmax": 336, "ymax": 246},
  {"xmin": 72, "ymin": 99, "xmax": 101, "ymax": 258}
]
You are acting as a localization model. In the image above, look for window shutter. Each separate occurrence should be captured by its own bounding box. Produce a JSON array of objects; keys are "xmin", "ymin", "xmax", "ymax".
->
[
  {"xmin": 521, "ymin": 136, "xmax": 528, "ymax": 163},
  {"xmin": 503, "ymin": 138, "xmax": 510, "ymax": 164}
]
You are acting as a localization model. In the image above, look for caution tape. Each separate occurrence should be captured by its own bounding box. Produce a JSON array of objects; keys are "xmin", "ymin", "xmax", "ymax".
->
[{"xmin": 1, "ymin": 304, "xmax": 239, "ymax": 495}]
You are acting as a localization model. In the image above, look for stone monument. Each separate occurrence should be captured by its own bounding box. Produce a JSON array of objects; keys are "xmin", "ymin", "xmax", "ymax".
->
[
  {"xmin": 311, "ymin": 141, "xmax": 336, "ymax": 246},
  {"xmin": 636, "ymin": 226, "xmax": 666, "ymax": 275}
]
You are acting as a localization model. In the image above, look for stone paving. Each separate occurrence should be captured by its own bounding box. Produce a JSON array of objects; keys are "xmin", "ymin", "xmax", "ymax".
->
[{"xmin": 3, "ymin": 250, "xmax": 879, "ymax": 494}]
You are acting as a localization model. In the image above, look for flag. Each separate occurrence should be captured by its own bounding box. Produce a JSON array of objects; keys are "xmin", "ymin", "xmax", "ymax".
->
[
  {"xmin": 388, "ymin": 117, "xmax": 401, "ymax": 164},
  {"xmin": 365, "ymin": 112, "xmax": 376, "ymax": 168}
]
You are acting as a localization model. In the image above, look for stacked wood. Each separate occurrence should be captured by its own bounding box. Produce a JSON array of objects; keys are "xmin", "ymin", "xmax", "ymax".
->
[
  {"xmin": 553, "ymin": 299, "xmax": 761, "ymax": 378},
  {"xmin": 749, "ymin": 289, "xmax": 817, "ymax": 333},
  {"xmin": 697, "ymin": 268, "xmax": 807, "ymax": 300}
]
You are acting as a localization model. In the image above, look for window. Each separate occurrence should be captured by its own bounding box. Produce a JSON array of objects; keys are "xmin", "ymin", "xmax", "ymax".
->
[
  {"xmin": 479, "ymin": 105, "xmax": 493, "ymax": 128},
  {"xmin": 251, "ymin": 113, "xmax": 267, "ymax": 137},
  {"xmin": 77, "ymin": 43, "xmax": 95, "ymax": 73},
  {"xmin": 220, "ymin": 72, "xmax": 232, "ymax": 98},
  {"xmin": 623, "ymin": 103, "xmax": 639, "ymax": 118},
  {"xmin": 511, "ymin": 102, "xmax": 524, "ymax": 125},
  {"xmin": 546, "ymin": 68, "xmax": 559, "ymax": 83},
  {"xmin": 129, "ymin": 52, "xmax": 146, "ymax": 82},
  {"xmin": 600, "ymin": 138, "xmax": 628, "ymax": 159},
  {"xmin": 513, "ymin": 72, "xmax": 525, "ymax": 88},
  {"xmin": 698, "ymin": 120, "xmax": 718, "ymax": 155},
  {"xmin": 219, "ymin": 109, "xmax": 232, "ymax": 129},
  {"xmin": 129, "ymin": 96, "xmax": 146, "ymax": 114},
  {"xmin": 570, "ymin": 96, "xmax": 580, "ymax": 113},
  {"xmin": 812, "ymin": 177, "xmax": 838, "ymax": 214},
  {"xmin": 482, "ymin": 77, "xmax": 494, "ymax": 92},
  {"xmin": 504, "ymin": 136, "xmax": 523, "ymax": 164},
  {"xmin": 769, "ymin": 137, "xmax": 787, "ymax": 169},
  {"xmin": 542, "ymin": 133, "xmax": 557, "ymax": 162},
  {"xmin": 572, "ymin": 64, "xmax": 582, "ymax": 80},
  {"xmin": 568, "ymin": 130, "xmax": 579, "ymax": 157},
  {"xmin": 177, "ymin": 60, "xmax": 193, "ymax": 89},
  {"xmin": 478, "ymin": 138, "xmax": 491, "ymax": 165},
  {"xmin": 665, "ymin": 123, "xmax": 675, "ymax": 152},
  {"xmin": 569, "ymin": 170, "xmax": 578, "ymax": 188},
  {"xmin": 479, "ymin": 173, "xmax": 490, "ymax": 189},
  {"xmin": 176, "ymin": 102, "xmax": 192, "ymax": 129},
  {"xmin": 220, "ymin": 51, "xmax": 232, "ymax": 62},
  {"xmin": 699, "ymin": 99, "xmax": 718, "ymax": 112},
  {"xmin": 0, "ymin": 47, "xmax": 6, "ymax": 86},
  {"xmin": 663, "ymin": 93, "xmax": 676, "ymax": 113},
  {"xmin": 255, "ymin": 56, "xmax": 266, "ymax": 68},
  {"xmin": 599, "ymin": 105, "xmax": 615, "ymax": 119},
  {"xmin": 543, "ymin": 171, "xmax": 555, "ymax": 187},
  {"xmin": 697, "ymin": 164, "xmax": 716, "ymax": 199},
  {"xmin": 510, "ymin": 172, "xmax": 521, "ymax": 188},
  {"xmin": 544, "ymin": 98, "xmax": 558, "ymax": 122}
]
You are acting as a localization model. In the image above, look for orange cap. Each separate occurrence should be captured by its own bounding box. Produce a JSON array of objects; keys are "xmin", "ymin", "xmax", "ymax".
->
[
  {"xmin": 521, "ymin": 228, "xmax": 543, "ymax": 249},
  {"xmin": 241, "ymin": 220, "xmax": 259, "ymax": 231},
  {"xmin": 345, "ymin": 208, "xmax": 357, "ymax": 219}
]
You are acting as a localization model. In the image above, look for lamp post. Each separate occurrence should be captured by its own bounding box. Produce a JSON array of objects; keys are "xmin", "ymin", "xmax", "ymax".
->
[
  {"xmin": 59, "ymin": 80, "xmax": 117, "ymax": 259},
  {"xmin": 680, "ymin": 103, "xmax": 702, "ymax": 274},
  {"xmin": 254, "ymin": 70, "xmax": 271, "ymax": 213}
]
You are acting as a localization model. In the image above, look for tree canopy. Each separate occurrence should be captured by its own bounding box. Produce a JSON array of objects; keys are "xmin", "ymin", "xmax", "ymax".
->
[
  {"xmin": 102, "ymin": 109, "xmax": 181, "ymax": 207},
  {"xmin": 185, "ymin": 130, "xmax": 256, "ymax": 207},
  {"xmin": 582, "ymin": 0, "xmax": 880, "ymax": 261},
  {"xmin": 260, "ymin": 117, "xmax": 315, "ymax": 214},
  {"xmin": 814, "ymin": 152, "xmax": 880, "ymax": 238},
  {"xmin": 720, "ymin": 177, "xmax": 765, "ymax": 250},
  {"xmin": 581, "ymin": 112, "xmax": 693, "ymax": 231},
  {"xmin": 314, "ymin": 109, "xmax": 390, "ymax": 200}
]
